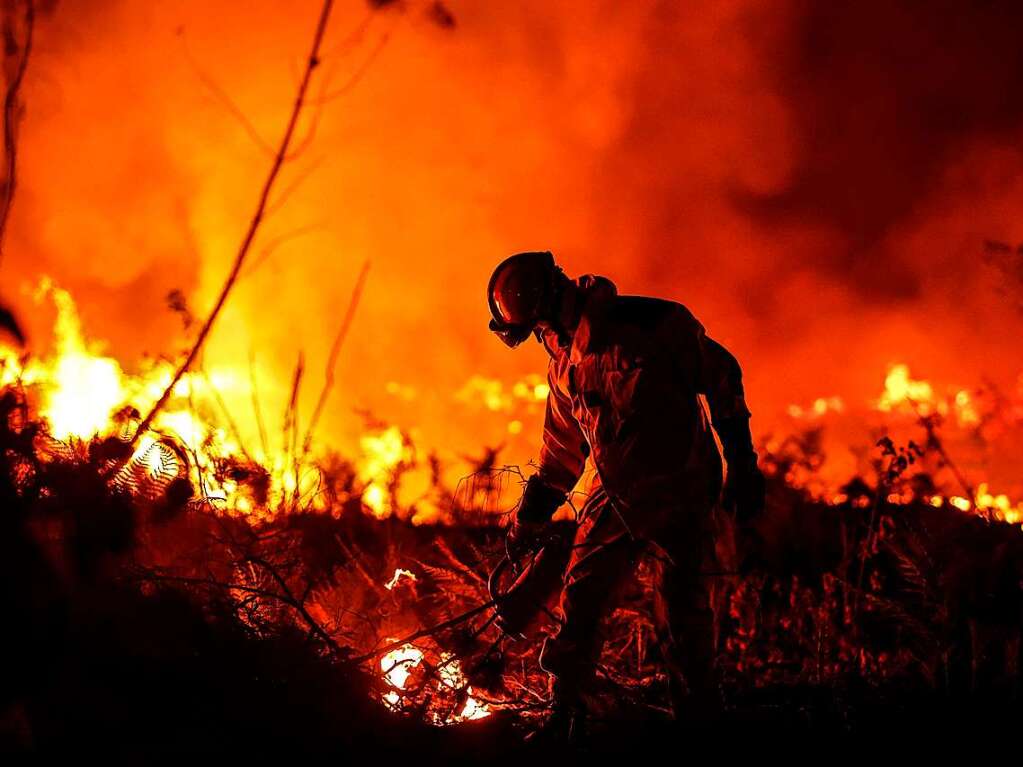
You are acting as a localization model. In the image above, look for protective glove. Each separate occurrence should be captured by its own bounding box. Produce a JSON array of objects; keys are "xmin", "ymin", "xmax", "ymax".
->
[
  {"xmin": 505, "ymin": 475, "xmax": 566, "ymax": 568},
  {"xmin": 734, "ymin": 522, "xmax": 766, "ymax": 576},
  {"xmin": 723, "ymin": 457, "xmax": 766, "ymax": 525},
  {"xmin": 505, "ymin": 518, "xmax": 547, "ymax": 566},
  {"xmin": 715, "ymin": 414, "xmax": 765, "ymax": 523}
]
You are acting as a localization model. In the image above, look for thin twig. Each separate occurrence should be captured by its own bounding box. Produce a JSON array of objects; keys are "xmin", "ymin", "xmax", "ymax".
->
[
  {"xmin": 248, "ymin": 350, "xmax": 270, "ymax": 459},
  {"xmin": 300, "ymin": 259, "xmax": 370, "ymax": 457},
  {"xmin": 137, "ymin": 568, "xmax": 342, "ymax": 656},
  {"xmin": 282, "ymin": 352, "xmax": 305, "ymax": 506},
  {"xmin": 0, "ymin": 0, "xmax": 34, "ymax": 270},
  {"xmin": 911, "ymin": 400, "xmax": 975, "ymax": 502},
  {"xmin": 177, "ymin": 28, "xmax": 275, "ymax": 158},
  {"xmin": 335, "ymin": 533, "xmax": 385, "ymax": 597},
  {"xmin": 312, "ymin": 29, "xmax": 391, "ymax": 105},
  {"xmin": 319, "ymin": 9, "xmax": 375, "ymax": 61},
  {"xmin": 409, "ymin": 612, "xmax": 500, "ymax": 694},
  {"xmin": 247, "ymin": 554, "xmax": 344, "ymax": 655},
  {"xmin": 200, "ymin": 365, "xmax": 252, "ymax": 461},
  {"xmin": 262, "ymin": 160, "xmax": 326, "ymax": 221},
  {"xmin": 854, "ymin": 461, "xmax": 889, "ymax": 618},
  {"xmin": 349, "ymin": 599, "xmax": 496, "ymax": 665},
  {"xmin": 240, "ymin": 220, "xmax": 325, "ymax": 281},
  {"xmin": 131, "ymin": 0, "xmax": 335, "ymax": 446}
]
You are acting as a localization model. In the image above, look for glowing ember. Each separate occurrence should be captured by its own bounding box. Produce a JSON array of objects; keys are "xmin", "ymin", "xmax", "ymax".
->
[
  {"xmin": 381, "ymin": 643, "xmax": 423, "ymax": 706},
  {"xmin": 384, "ymin": 568, "xmax": 417, "ymax": 590},
  {"xmin": 436, "ymin": 654, "xmax": 491, "ymax": 723}
]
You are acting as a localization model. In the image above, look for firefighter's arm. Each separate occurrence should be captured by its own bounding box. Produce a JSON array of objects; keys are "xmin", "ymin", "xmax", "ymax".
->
[
  {"xmin": 698, "ymin": 332, "xmax": 765, "ymax": 524},
  {"xmin": 700, "ymin": 336, "xmax": 754, "ymax": 464},
  {"xmin": 519, "ymin": 364, "xmax": 586, "ymax": 523},
  {"xmin": 537, "ymin": 364, "xmax": 586, "ymax": 493},
  {"xmin": 664, "ymin": 304, "xmax": 754, "ymax": 456},
  {"xmin": 506, "ymin": 368, "xmax": 584, "ymax": 562}
]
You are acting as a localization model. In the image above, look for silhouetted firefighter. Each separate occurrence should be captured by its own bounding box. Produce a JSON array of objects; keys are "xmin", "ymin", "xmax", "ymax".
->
[{"xmin": 487, "ymin": 251, "xmax": 765, "ymax": 738}]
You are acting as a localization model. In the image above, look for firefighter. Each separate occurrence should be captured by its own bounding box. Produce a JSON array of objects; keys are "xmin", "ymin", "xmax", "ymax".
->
[{"xmin": 487, "ymin": 251, "xmax": 765, "ymax": 736}]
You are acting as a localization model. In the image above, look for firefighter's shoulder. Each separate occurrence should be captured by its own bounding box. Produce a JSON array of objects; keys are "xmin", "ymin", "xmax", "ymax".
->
[{"xmin": 609, "ymin": 294, "xmax": 699, "ymax": 331}]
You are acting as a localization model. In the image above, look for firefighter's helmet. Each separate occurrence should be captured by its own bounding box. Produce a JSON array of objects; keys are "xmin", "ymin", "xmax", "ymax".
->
[{"xmin": 487, "ymin": 251, "xmax": 562, "ymax": 347}]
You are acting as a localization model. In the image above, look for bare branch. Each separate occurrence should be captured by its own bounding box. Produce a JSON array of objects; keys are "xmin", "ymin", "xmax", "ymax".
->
[
  {"xmin": 248, "ymin": 349, "xmax": 270, "ymax": 459},
  {"xmin": 312, "ymin": 30, "xmax": 391, "ymax": 106},
  {"xmin": 282, "ymin": 351, "xmax": 305, "ymax": 505},
  {"xmin": 300, "ymin": 259, "xmax": 370, "ymax": 457},
  {"xmin": 131, "ymin": 0, "xmax": 336, "ymax": 445},
  {"xmin": 239, "ymin": 220, "xmax": 325, "ymax": 281},
  {"xmin": 200, "ymin": 364, "xmax": 252, "ymax": 461},
  {"xmin": 177, "ymin": 28, "xmax": 275, "ymax": 158},
  {"xmin": 247, "ymin": 554, "xmax": 345, "ymax": 655},
  {"xmin": 348, "ymin": 599, "xmax": 496, "ymax": 665},
  {"xmin": 0, "ymin": 0, "xmax": 34, "ymax": 270}
]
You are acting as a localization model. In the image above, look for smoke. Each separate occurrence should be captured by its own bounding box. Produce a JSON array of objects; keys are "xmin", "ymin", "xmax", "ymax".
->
[{"xmin": 5, "ymin": 0, "xmax": 1023, "ymax": 470}]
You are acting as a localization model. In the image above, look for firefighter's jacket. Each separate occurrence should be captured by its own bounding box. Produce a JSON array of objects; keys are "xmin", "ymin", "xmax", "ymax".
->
[{"xmin": 537, "ymin": 276, "xmax": 751, "ymax": 533}]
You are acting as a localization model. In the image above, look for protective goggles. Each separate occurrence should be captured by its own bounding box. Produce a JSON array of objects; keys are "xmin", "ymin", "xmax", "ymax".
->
[{"xmin": 488, "ymin": 318, "xmax": 537, "ymax": 348}]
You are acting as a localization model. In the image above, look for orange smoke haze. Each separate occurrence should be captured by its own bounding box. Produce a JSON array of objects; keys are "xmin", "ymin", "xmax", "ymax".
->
[{"xmin": 4, "ymin": 0, "xmax": 1023, "ymax": 496}]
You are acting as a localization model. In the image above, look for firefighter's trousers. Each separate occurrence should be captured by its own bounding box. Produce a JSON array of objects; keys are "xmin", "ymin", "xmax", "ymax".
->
[{"xmin": 538, "ymin": 484, "xmax": 719, "ymax": 715}]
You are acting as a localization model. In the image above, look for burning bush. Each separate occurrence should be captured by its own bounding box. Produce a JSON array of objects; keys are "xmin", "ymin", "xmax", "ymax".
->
[
  {"xmin": 2, "ymin": 284, "xmax": 1023, "ymax": 751},
  {"xmin": 3, "ymin": 333, "xmax": 1023, "ymax": 755}
]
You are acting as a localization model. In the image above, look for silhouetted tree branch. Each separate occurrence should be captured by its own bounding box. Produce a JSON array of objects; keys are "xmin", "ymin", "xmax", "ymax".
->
[
  {"xmin": 0, "ymin": 0, "xmax": 32, "ymax": 271},
  {"xmin": 132, "ymin": 0, "xmax": 336, "ymax": 446},
  {"xmin": 301, "ymin": 258, "xmax": 370, "ymax": 457}
]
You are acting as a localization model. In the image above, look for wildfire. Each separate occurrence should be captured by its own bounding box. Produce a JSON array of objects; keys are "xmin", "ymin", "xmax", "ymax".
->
[
  {"xmin": 41, "ymin": 283, "xmax": 125, "ymax": 439},
  {"xmin": 0, "ymin": 279, "xmax": 516, "ymax": 525},
  {"xmin": 381, "ymin": 644, "xmax": 423, "ymax": 705},
  {"xmin": 358, "ymin": 425, "xmax": 410, "ymax": 519},
  {"xmin": 875, "ymin": 363, "xmax": 981, "ymax": 427},
  {"xmin": 874, "ymin": 365, "xmax": 1023, "ymax": 521},
  {"xmin": 379, "ymin": 643, "xmax": 490, "ymax": 724},
  {"xmin": 0, "ymin": 280, "xmax": 456, "ymax": 522},
  {"xmin": 455, "ymin": 373, "xmax": 549, "ymax": 436},
  {"xmin": 1, "ymin": 279, "xmax": 130, "ymax": 439},
  {"xmin": 771, "ymin": 362, "xmax": 1023, "ymax": 526},
  {"xmin": 973, "ymin": 483, "xmax": 1023, "ymax": 524},
  {"xmin": 7, "ymin": 291, "xmax": 1019, "ymax": 530},
  {"xmin": 879, "ymin": 489, "xmax": 1022, "ymax": 524},
  {"xmin": 0, "ymin": 280, "xmax": 293, "ymax": 517},
  {"xmin": 877, "ymin": 363, "xmax": 934, "ymax": 413},
  {"xmin": 787, "ymin": 396, "xmax": 844, "ymax": 420}
]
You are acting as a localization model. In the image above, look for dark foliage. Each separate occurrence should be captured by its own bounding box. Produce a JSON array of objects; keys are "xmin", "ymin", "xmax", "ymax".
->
[
  {"xmin": 0, "ymin": 388, "xmax": 520, "ymax": 759},
  {"xmin": 2, "ymin": 383, "xmax": 1023, "ymax": 755}
]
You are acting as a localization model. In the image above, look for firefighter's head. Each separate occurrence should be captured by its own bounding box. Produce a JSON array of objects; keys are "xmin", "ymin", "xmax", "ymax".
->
[{"xmin": 487, "ymin": 251, "xmax": 572, "ymax": 348}]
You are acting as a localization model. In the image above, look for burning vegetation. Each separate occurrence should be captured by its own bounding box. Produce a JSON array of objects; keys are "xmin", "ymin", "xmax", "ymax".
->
[
  {"xmin": 2, "ymin": 280, "xmax": 1023, "ymax": 755},
  {"xmin": 3, "ymin": 0, "xmax": 1023, "ymax": 757}
]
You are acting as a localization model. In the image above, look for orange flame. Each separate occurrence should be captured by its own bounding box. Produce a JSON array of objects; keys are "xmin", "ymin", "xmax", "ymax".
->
[
  {"xmin": 384, "ymin": 567, "xmax": 417, "ymax": 590},
  {"xmin": 379, "ymin": 643, "xmax": 490, "ymax": 724}
]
